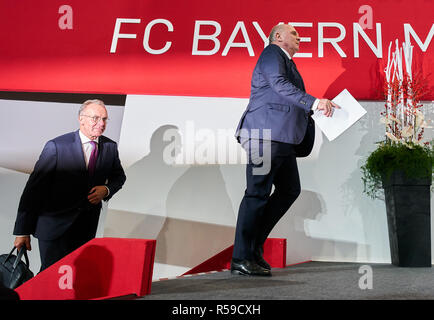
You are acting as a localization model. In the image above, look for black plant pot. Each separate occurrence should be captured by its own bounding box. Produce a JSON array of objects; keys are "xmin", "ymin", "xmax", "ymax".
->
[{"xmin": 383, "ymin": 171, "xmax": 432, "ymax": 267}]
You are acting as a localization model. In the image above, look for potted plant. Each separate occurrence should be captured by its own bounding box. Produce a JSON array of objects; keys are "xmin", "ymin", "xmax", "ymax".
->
[{"xmin": 361, "ymin": 40, "xmax": 433, "ymax": 267}]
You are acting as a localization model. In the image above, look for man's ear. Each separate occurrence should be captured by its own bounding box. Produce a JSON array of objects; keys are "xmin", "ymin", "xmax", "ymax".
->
[{"xmin": 274, "ymin": 32, "xmax": 282, "ymax": 42}]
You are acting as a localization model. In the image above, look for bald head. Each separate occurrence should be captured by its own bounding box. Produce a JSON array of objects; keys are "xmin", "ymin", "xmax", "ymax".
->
[{"xmin": 268, "ymin": 24, "xmax": 300, "ymax": 57}]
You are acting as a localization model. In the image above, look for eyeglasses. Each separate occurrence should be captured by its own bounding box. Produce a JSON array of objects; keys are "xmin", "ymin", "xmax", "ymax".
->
[{"xmin": 80, "ymin": 115, "xmax": 109, "ymax": 123}]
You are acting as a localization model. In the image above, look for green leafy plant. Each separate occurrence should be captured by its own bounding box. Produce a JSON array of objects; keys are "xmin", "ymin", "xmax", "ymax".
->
[{"xmin": 362, "ymin": 141, "xmax": 433, "ymax": 199}]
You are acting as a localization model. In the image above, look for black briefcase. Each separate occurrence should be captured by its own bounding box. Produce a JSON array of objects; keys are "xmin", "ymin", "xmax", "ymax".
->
[{"xmin": 0, "ymin": 247, "xmax": 34, "ymax": 289}]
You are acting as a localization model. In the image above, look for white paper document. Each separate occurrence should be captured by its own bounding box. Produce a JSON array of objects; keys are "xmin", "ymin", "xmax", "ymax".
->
[{"xmin": 312, "ymin": 89, "xmax": 367, "ymax": 141}]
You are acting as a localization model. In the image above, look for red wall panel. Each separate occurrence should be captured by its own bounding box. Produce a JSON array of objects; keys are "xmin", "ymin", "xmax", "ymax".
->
[{"xmin": 0, "ymin": 0, "xmax": 432, "ymax": 100}]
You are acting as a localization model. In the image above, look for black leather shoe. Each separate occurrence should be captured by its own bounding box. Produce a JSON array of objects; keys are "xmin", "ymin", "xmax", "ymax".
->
[
  {"xmin": 230, "ymin": 259, "xmax": 271, "ymax": 276},
  {"xmin": 254, "ymin": 248, "xmax": 271, "ymax": 270}
]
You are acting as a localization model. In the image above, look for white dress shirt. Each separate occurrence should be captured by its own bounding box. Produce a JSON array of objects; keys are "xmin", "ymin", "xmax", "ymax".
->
[
  {"xmin": 79, "ymin": 130, "xmax": 110, "ymax": 196},
  {"xmin": 79, "ymin": 130, "xmax": 99, "ymax": 169}
]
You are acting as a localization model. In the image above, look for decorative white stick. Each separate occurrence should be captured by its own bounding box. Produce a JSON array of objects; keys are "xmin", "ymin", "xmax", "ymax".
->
[
  {"xmin": 384, "ymin": 42, "xmax": 393, "ymax": 135},
  {"xmin": 395, "ymin": 41, "xmax": 406, "ymax": 133},
  {"xmin": 403, "ymin": 41, "xmax": 415, "ymax": 138}
]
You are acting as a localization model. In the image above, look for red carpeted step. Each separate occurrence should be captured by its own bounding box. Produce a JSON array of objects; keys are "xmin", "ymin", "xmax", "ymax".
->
[
  {"xmin": 15, "ymin": 238, "xmax": 156, "ymax": 300},
  {"xmin": 182, "ymin": 238, "xmax": 287, "ymax": 276}
]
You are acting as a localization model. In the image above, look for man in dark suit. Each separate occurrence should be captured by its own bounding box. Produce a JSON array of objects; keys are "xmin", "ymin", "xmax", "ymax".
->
[
  {"xmin": 231, "ymin": 24, "xmax": 339, "ymax": 276},
  {"xmin": 13, "ymin": 99, "xmax": 126, "ymax": 271}
]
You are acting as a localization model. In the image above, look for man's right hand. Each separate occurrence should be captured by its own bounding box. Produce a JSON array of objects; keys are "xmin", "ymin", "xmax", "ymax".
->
[
  {"xmin": 14, "ymin": 236, "xmax": 31, "ymax": 251},
  {"xmin": 317, "ymin": 99, "xmax": 340, "ymax": 117}
]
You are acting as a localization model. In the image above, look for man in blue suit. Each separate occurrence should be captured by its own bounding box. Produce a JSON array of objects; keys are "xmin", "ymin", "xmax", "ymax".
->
[
  {"xmin": 231, "ymin": 24, "xmax": 339, "ymax": 276},
  {"xmin": 13, "ymin": 99, "xmax": 126, "ymax": 271}
]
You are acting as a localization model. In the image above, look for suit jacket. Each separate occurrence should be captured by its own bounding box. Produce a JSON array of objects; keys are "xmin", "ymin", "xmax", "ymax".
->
[
  {"xmin": 13, "ymin": 130, "xmax": 126, "ymax": 240},
  {"xmin": 235, "ymin": 44, "xmax": 316, "ymax": 156}
]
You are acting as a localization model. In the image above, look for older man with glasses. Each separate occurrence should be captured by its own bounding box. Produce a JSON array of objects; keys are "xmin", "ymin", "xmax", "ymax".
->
[{"xmin": 13, "ymin": 99, "xmax": 126, "ymax": 271}]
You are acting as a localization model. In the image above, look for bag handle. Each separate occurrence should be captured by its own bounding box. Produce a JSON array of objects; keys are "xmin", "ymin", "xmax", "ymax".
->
[
  {"xmin": 1, "ymin": 247, "xmax": 30, "ymax": 270},
  {"xmin": 2, "ymin": 247, "xmax": 17, "ymax": 265},
  {"xmin": 13, "ymin": 247, "xmax": 30, "ymax": 270}
]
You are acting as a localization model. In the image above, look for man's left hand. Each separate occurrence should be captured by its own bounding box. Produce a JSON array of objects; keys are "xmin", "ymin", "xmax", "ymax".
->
[{"xmin": 88, "ymin": 186, "xmax": 108, "ymax": 204}]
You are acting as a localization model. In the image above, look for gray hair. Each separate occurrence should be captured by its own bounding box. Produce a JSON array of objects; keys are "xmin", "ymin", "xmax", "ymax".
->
[
  {"xmin": 78, "ymin": 99, "xmax": 106, "ymax": 116},
  {"xmin": 268, "ymin": 24, "xmax": 286, "ymax": 44}
]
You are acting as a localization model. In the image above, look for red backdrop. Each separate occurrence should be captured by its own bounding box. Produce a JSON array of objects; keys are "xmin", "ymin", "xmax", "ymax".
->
[{"xmin": 0, "ymin": 0, "xmax": 432, "ymax": 100}]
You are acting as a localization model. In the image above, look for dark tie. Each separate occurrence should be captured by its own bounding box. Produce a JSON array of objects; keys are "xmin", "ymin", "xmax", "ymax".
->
[
  {"xmin": 289, "ymin": 59, "xmax": 306, "ymax": 92},
  {"xmin": 88, "ymin": 141, "xmax": 98, "ymax": 176}
]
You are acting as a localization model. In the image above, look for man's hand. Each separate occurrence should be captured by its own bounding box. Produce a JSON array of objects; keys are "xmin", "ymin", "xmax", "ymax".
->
[
  {"xmin": 317, "ymin": 99, "xmax": 340, "ymax": 117},
  {"xmin": 14, "ymin": 236, "xmax": 31, "ymax": 251},
  {"xmin": 88, "ymin": 186, "xmax": 108, "ymax": 205}
]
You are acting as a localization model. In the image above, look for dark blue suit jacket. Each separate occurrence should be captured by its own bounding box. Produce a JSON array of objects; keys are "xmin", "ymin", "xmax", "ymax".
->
[
  {"xmin": 13, "ymin": 130, "xmax": 126, "ymax": 240},
  {"xmin": 236, "ymin": 44, "xmax": 316, "ymax": 155}
]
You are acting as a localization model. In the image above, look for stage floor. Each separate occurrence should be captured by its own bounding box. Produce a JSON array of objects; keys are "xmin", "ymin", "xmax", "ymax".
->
[{"xmin": 140, "ymin": 261, "xmax": 434, "ymax": 300}]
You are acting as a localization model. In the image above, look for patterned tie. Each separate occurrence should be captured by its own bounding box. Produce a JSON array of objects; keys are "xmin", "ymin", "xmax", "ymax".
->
[{"xmin": 88, "ymin": 141, "xmax": 98, "ymax": 176}]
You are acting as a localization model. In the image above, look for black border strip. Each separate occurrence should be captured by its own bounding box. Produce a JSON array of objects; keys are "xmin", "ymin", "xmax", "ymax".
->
[{"xmin": 0, "ymin": 91, "xmax": 126, "ymax": 106}]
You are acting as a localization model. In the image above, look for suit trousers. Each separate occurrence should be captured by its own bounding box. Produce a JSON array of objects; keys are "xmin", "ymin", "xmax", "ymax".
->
[
  {"xmin": 232, "ymin": 139, "xmax": 301, "ymax": 261},
  {"xmin": 38, "ymin": 207, "xmax": 100, "ymax": 272}
]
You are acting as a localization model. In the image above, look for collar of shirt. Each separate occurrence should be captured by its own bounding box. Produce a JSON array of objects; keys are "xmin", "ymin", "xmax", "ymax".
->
[
  {"xmin": 79, "ymin": 130, "xmax": 99, "ymax": 145},
  {"xmin": 279, "ymin": 47, "xmax": 292, "ymax": 60},
  {"xmin": 79, "ymin": 130, "xmax": 99, "ymax": 168}
]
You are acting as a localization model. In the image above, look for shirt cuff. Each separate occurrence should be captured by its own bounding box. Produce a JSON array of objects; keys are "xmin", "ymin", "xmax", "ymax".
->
[
  {"xmin": 104, "ymin": 186, "xmax": 110, "ymax": 197},
  {"xmin": 311, "ymin": 99, "xmax": 320, "ymax": 111}
]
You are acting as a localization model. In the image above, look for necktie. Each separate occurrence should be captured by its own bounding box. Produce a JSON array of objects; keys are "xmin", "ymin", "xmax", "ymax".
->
[
  {"xmin": 88, "ymin": 141, "xmax": 98, "ymax": 176},
  {"xmin": 289, "ymin": 59, "xmax": 306, "ymax": 92}
]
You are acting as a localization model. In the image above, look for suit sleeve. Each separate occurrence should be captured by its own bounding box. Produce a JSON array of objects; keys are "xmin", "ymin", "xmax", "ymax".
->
[
  {"xmin": 13, "ymin": 141, "xmax": 57, "ymax": 236},
  {"xmin": 259, "ymin": 48, "xmax": 316, "ymax": 112},
  {"xmin": 104, "ymin": 144, "xmax": 126, "ymax": 201}
]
